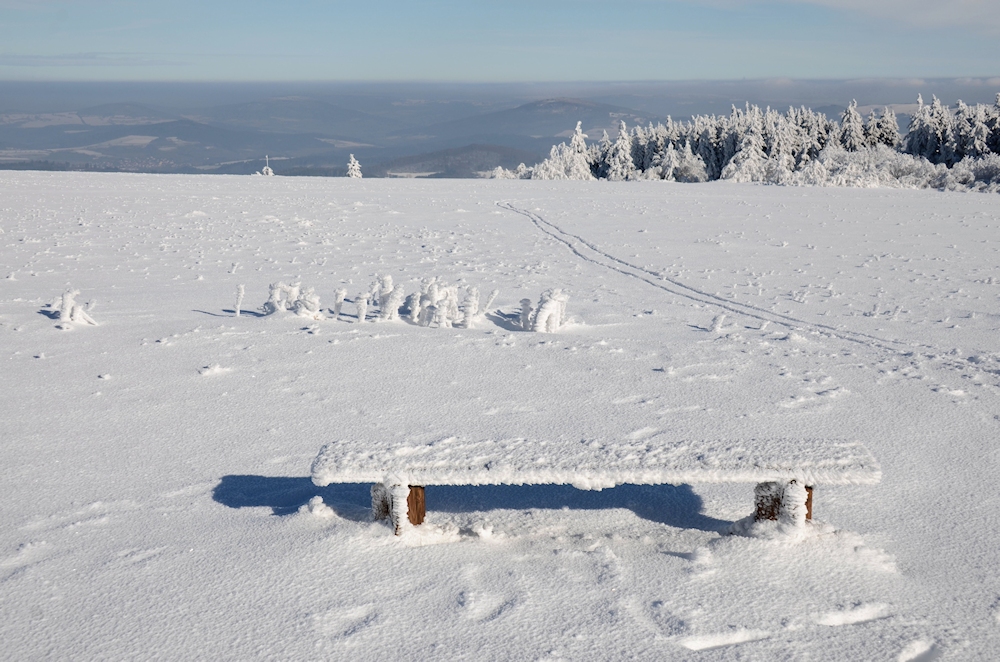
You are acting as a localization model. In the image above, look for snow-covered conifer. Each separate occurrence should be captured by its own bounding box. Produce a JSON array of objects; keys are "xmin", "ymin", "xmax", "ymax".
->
[
  {"xmin": 839, "ymin": 100, "xmax": 867, "ymax": 152},
  {"xmin": 721, "ymin": 112, "xmax": 768, "ymax": 182},
  {"xmin": 605, "ymin": 121, "xmax": 636, "ymax": 181},
  {"xmin": 347, "ymin": 155, "xmax": 363, "ymax": 178},
  {"xmin": 868, "ymin": 108, "xmax": 901, "ymax": 148},
  {"xmin": 673, "ymin": 142, "xmax": 709, "ymax": 183},
  {"xmin": 592, "ymin": 130, "xmax": 612, "ymax": 179}
]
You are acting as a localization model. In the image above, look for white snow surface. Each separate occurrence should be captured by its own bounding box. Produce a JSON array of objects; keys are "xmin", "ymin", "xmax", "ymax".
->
[{"xmin": 3, "ymin": 172, "xmax": 1000, "ymax": 659}]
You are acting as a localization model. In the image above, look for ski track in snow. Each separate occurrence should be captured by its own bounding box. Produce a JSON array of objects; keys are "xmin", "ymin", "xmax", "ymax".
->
[{"xmin": 499, "ymin": 201, "xmax": 997, "ymax": 384}]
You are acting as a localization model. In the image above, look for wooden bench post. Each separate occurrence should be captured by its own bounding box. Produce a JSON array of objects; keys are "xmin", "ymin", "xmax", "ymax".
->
[
  {"xmin": 371, "ymin": 482, "xmax": 425, "ymax": 534},
  {"xmin": 754, "ymin": 481, "xmax": 783, "ymax": 521},
  {"xmin": 754, "ymin": 480, "xmax": 813, "ymax": 524}
]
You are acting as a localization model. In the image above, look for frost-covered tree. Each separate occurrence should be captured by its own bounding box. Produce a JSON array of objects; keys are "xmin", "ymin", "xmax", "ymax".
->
[
  {"xmin": 954, "ymin": 101, "xmax": 991, "ymax": 160},
  {"xmin": 721, "ymin": 110, "xmax": 768, "ymax": 182},
  {"xmin": 592, "ymin": 130, "xmax": 612, "ymax": 179},
  {"xmin": 347, "ymin": 154, "xmax": 363, "ymax": 178},
  {"xmin": 673, "ymin": 142, "xmax": 709, "ymax": 182},
  {"xmin": 604, "ymin": 121, "xmax": 636, "ymax": 181},
  {"xmin": 531, "ymin": 124, "xmax": 595, "ymax": 181},
  {"xmin": 867, "ymin": 107, "xmax": 900, "ymax": 149},
  {"xmin": 839, "ymin": 100, "xmax": 867, "ymax": 152}
]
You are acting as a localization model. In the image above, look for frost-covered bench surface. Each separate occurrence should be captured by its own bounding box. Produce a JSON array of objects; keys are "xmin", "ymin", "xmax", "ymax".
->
[{"xmin": 310, "ymin": 437, "xmax": 881, "ymax": 534}]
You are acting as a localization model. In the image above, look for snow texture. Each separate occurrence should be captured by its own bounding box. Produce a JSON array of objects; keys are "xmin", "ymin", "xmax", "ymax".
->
[{"xmin": 3, "ymin": 172, "xmax": 999, "ymax": 660}]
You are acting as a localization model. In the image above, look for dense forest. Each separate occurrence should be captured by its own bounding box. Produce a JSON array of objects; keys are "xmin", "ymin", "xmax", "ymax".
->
[{"xmin": 496, "ymin": 94, "xmax": 1000, "ymax": 192}]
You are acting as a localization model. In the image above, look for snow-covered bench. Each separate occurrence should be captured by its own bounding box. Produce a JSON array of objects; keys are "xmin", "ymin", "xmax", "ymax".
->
[{"xmin": 309, "ymin": 437, "xmax": 881, "ymax": 535}]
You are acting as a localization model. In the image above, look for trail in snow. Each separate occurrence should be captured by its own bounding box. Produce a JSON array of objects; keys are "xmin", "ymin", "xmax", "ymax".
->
[{"xmin": 498, "ymin": 201, "xmax": 994, "ymax": 383}]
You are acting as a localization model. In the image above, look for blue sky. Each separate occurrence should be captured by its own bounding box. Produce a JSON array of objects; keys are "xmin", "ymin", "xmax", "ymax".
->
[{"xmin": 1, "ymin": 0, "xmax": 997, "ymax": 81}]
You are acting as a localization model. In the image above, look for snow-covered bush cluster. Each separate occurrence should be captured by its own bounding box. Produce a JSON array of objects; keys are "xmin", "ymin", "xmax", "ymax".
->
[
  {"xmin": 50, "ymin": 289, "xmax": 98, "ymax": 329},
  {"xmin": 395, "ymin": 276, "xmax": 498, "ymax": 329},
  {"xmin": 519, "ymin": 289, "xmax": 569, "ymax": 333},
  {"xmin": 494, "ymin": 94, "xmax": 1000, "ymax": 193},
  {"xmin": 254, "ymin": 275, "xmax": 509, "ymax": 329},
  {"xmin": 261, "ymin": 281, "xmax": 324, "ymax": 319}
]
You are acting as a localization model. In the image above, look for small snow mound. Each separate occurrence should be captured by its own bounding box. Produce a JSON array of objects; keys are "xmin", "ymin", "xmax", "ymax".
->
[
  {"xmin": 472, "ymin": 522, "xmax": 504, "ymax": 541},
  {"xmin": 396, "ymin": 521, "xmax": 461, "ymax": 547},
  {"xmin": 897, "ymin": 639, "xmax": 942, "ymax": 662},
  {"xmin": 814, "ymin": 602, "xmax": 891, "ymax": 626},
  {"xmin": 678, "ymin": 628, "xmax": 770, "ymax": 651},
  {"xmin": 198, "ymin": 364, "xmax": 230, "ymax": 376},
  {"xmin": 184, "ymin": 211, "xmax": 208, "ymax": 218},
  {"xmin": 728, "ymin": 516, "xmax": 835, "ymax": 542},
  {"xmin": 300, "ymin": 496, "xmax": 336, "ymax": 519}
]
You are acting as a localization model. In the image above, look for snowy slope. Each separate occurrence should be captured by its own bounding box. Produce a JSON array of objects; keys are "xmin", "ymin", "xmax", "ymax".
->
[{"xmin": 2, "ymin": 172, "xmax": 999, "ymax": 659}]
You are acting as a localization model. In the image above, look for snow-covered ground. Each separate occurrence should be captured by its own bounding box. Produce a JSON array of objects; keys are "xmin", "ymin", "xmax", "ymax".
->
[{"xmin": 2, "ymin": 172, "xmax": 999, "ymax": 659}]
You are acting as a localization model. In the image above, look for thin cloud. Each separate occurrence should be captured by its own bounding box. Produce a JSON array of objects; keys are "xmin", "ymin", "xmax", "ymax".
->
[
  {"xmin": 703, "ymin": 0, "xmax": 1000, "ymax": 33},
  {"xmin": 0, "ymin": 52, "xmax": 182, "ymax": 67}
]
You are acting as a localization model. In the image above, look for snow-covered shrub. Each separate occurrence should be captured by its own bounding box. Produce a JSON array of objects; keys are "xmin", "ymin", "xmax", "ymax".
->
[
  {"xmin": 530, "ymin": 289, "xmax": 569, "ymax": 333},
  {"xmin": 490, "ymin": 163, "xmax": 532, "ymax": 179},
  {"xmin": 261, "ymin": 281, "xmax": 318, "ymax": 317},
  {"xmin": 256, "ymin": 155, "xmax": 275, "ymax": 176},
  {"xmin": 459, "ymin": 287, "xmax": 480, "ymax": 328},
  {"xmin": 234, "ymin": 284, "xmax": 245, "ymax": 317},
  {"xmin": 347, "ymin": 155, "xmax": 362, "ymax": 178},
  {"xmin": 54, "ymin": 289, "xmax": 97, "ymax": 328},
  {"xmin": 292, "ymin": 287, "xmax": 323, "ymax": 320},
  {"xmin": 481, "ymin": 288, "xmax": 499, "ymax": 315},
  {"xmin": 519, "ymin": 298, "xmax": 534, "ymax": 331},
  {"xmin": 404, "ymin": 292, "xmax": 421, "ymax": 323},
  {"xmin": 378, "ymin": 286, "xmax": 405, "ymax": 322},
  {"xmin": 355, "ymin": 293, "xmax": 370, "ymax": 323},
  {"xmin": 332, "ymin": 288, "xmax": 347, "ymax": 319}
]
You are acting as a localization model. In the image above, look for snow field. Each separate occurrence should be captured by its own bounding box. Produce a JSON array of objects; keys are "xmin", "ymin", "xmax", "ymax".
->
[{"xmin": 2, "ymin": 172, "xmax": 999, "ymax": 658}]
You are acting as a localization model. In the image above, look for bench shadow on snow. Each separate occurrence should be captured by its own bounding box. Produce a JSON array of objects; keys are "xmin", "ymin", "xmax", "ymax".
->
[{"xmin": 212, "ymin": 475, "xmax": 728, "ymax": 532}]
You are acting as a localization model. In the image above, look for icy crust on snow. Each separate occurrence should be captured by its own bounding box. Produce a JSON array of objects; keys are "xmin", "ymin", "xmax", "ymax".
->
[{"xmin": 311, "ymin": 437, "xmax": 880, "ymax": 489}]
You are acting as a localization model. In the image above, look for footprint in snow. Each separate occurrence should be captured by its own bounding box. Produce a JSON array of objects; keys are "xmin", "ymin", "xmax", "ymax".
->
[
  {"xmin": 312, "ymin": 604, "xmax": 379, "ymax": 639},
  {"xmin": 457, "ymin": 590, "xmax": 519, "ymax": 622},
  {"xmin": 0, "ymin": 541, "xmax": 52, "ymax": 578}
]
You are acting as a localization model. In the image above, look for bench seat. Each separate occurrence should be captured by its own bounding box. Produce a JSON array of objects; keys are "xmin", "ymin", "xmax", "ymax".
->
[{"xmin": 310, "ymin": 437, "xmax": 881, "ymax": 534}]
